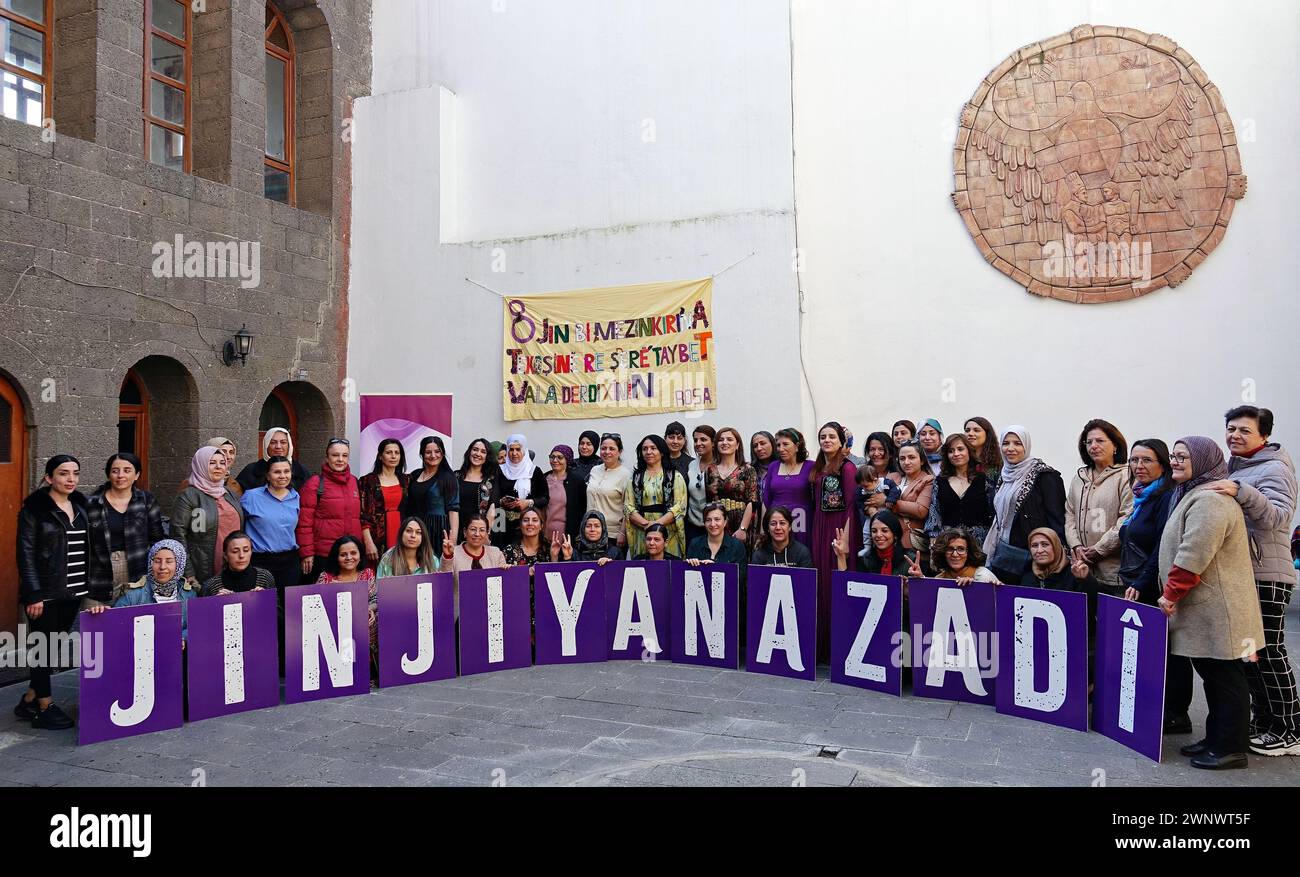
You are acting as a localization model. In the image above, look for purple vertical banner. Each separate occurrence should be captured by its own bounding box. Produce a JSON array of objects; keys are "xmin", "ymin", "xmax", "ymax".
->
[
  {"xmin": 908, "ymin": 578, "xmax": 997, "ymax": 705},
  {"xmin": 604, "ymin": 561, "xmax": 670, "ymax": 661},
  {"xmin": 1094, "ymin": 595, "xmax": 1168, "ymax": 762},
  {"xmin": 185, "ymin": 589, "xmax": 280, "ymax": 722},
  {"xmin": 994, "ymin": 585, "xmax": 1090, "ymax": 731},
  {"xmin": 745, "ymin": 565, "xmax": 817, "ymax": 681},
  {"xmin": 459, "ymin": 566, "xmax": 533, "ymax": 676},
  {"xmin": 534, "ymin": 562, "xmax": 607, "ymax": 665},
  {"xmin": 284, "ymin": 582, "xmax": 370, "ymax": 703},
  {"xmin": 669, "ymin": 562, "xmax": 739, "ymax": 669},
  {"xmin": 78, "ymin": 603, "xmax": 183, "ymax": 745},
  {"xmin": 830, "ymin": 572, "xmax": 904, "ymax": 696},
  {"xmin": 377, "ymin": 572, "xmax": 458, "ymax": 688}
]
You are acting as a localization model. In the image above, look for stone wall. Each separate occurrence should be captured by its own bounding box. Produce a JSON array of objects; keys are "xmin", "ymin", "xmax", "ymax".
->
[{"xmin": 0, "ymin": 0, "xmax": 371, "ymax": 514}]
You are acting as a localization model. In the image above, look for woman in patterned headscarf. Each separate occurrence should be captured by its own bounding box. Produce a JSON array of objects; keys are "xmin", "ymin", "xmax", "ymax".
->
[{"xmin": 90, "ymin": 539, "xmax": 200, "ymax": 640}]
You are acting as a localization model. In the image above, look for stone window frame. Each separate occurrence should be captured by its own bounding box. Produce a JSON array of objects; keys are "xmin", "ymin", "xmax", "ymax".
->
[
  {"xmin": 0, "ymin": 0, "xmax": 53, "ymax": 128},
  {"xmin": 264, "ymin": 0, "xmax": 295, "ymax": 206},
  {"xmin": 142, "ymin": 0, "xmax": 193, "ymax": 173}
]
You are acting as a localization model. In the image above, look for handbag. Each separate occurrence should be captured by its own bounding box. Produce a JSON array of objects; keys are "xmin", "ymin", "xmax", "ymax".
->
[
  {"xmin": 991, "ymin": 539, "xmax": 1031, "ymax": 577},
  {"xmin": 1118, "ymin": 538, "xmax": 1148, "ymax": 587}
]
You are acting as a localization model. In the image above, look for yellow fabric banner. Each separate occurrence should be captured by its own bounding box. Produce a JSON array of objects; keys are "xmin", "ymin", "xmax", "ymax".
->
[{"xmin": 502, "ymin": 278, "xmax": 717, "ymax": 422}]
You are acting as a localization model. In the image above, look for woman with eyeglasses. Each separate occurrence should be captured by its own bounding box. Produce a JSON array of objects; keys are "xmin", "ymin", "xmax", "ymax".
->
[
  {"xmin": 586, "ymin": 433, "xmax": 631, "ymax": 556},
  {"xmin": 762, "ymin": 428, "xmax": 814, "ymax": 548},
  {"xmin": 685, "ymin": 425, "xmax": 717, "ymax": 549},
  {"xmin": 1158, "ymin": 437, "xmax": 1264, "ymax": 770},
  {"xmin": 705, "ymin": 427, "xmax": 760, "ymax": 550},
  {"xmin": 1119, "ymin": 439, "xmax": 1176, "ymax": 606},
  {"xmin": 359, "ymin": 439, "xmax": 410, "ymax": 566},
  {"xmin": 543, "ymin": 445, "xmax": 587, "ymax": 544},
  {"xmin": 297, "ymin": 438, "xmax": 363, "ymax": 582},
  {"xmin": 626, "ymin": 434, "xmax": 688, "ymax": 559},
  {"xmin": 916, "ymin": 527, "xmax": 999, "ymax": 586},
  {"xmin": 456, "ymin": 438, "xmax": 502, "ymax": 544},
  {"xmin": 982, "ymin": 426, "xmax": 1066, "ymax": 584},
  {"xmin": 498, "ymin": 433, "xmax": 548, "ymax": 547},
  {"xmin": 1065, "ymin": 419, "xmax": 1134, "ymax": 596}
]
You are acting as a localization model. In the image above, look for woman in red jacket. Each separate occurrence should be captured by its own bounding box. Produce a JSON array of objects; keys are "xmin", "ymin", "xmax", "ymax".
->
[{"xmin": 297, "ymin": 438, "xmax": 363, "ymax": 582}]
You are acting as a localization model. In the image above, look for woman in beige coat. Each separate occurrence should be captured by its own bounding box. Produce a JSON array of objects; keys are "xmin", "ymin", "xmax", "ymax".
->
[
  {"xmin": 1065, "ymin": 419, "xmax": 1134, "ymax": 596},
  {"xmin": 1158, "ymin": 436, "xmax": 1265, "ymax": 771},
  {"xmin": 888, "ymin": 442, "xmax": 935, "ymax": 562}
]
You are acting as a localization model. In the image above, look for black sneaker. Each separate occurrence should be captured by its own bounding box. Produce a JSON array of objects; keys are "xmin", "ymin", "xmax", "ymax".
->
[
  {"xmin": 31, "ymin": 703, "xmax": 74, "ymax": 730},
  {"xmin": 1163, "ymin": 713, "xmax": 1193, "ymax": 735},
  {"xmin": 13, "ymin": 695, "xmax": 38, "ymax": 721}
]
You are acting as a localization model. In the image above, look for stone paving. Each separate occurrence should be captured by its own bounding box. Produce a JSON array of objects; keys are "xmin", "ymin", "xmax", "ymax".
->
[{"xmin": 1, "ymin": 608, "xmax": 1297, "ymax": 788}]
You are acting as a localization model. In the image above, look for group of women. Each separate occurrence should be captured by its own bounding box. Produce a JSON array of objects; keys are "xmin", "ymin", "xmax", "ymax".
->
[{"xmin": 15, "ymin": 409, "xmax": 1297, "ymax": 775}]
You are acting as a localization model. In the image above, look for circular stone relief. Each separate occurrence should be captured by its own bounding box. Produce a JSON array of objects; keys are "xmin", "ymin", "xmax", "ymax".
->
[{"xmin": 951, "ymin": 24, "xmax": 1247, "ymax": 303}]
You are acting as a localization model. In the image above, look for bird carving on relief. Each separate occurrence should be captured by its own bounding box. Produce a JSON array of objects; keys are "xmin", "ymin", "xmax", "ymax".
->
[{"xmin": 969, "ymin": 48, "xmax": 1198, "ymax": 233}]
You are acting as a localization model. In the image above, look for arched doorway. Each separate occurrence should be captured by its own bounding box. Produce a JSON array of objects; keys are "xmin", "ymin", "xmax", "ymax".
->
[
  {"xmin": 119, "ymin": 356, "xmax": 199, "ymax": 514},
  {"xmin": 258, "ymin": 385, "xmax": 299, "ymax": 459},
  {"xmin": 259, "ymin": 381, "xmax": 333, "ymax": 467},
  {"xmin": 0, "ymin": 373, "xmax": 28, "ymax": 636},
  {"xmin": 118, "ymin": 368, "xmax": 150, "ymax": 488}
]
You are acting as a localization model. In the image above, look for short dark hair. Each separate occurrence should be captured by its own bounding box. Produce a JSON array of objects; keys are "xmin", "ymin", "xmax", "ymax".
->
[
  {"xmin": 266, "ymin": 455, "xmax": 292, "ymax": 470},
  {"xmin": 665, "ymin": 421, "xmax": 686, "ymax": 437},
  {"xmin": 1225, "ymin": 405, "xmax": 1274, "ymax": 437},
  {"xmin": 1077, "ymin": 419, "xmax": 1128, "ymax": 468}
]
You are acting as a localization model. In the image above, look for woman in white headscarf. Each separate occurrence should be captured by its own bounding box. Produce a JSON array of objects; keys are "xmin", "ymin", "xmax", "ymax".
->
[
  {"xmin": 983, "ymin": 425, "xmax": 1067, "ymax": 584},
  {"xmin": 497, "ymin": 433, "xmax": 549, "ymax": 547},
  {"xmin": 237, "ymin": 427, "xmax": 311, "ymax": 492}
]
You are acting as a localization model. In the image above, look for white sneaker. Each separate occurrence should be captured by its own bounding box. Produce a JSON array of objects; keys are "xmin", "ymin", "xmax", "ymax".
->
[{"xmin": 1249, "ymin": 730, "xmax": 1300, "ymax": 756}]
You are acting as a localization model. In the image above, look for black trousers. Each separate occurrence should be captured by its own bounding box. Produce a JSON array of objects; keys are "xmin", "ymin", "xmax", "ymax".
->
[
  {"xmin": 25, "ymin": 598, "xmax": 81, "ymax": 699},
  {"xmin": 254, "ymin": 550, "xmax": 301, "ymax": 676},
  {"xmin": 1169, "ymin": 655, "xmax": 1250, "ymax": 755}
]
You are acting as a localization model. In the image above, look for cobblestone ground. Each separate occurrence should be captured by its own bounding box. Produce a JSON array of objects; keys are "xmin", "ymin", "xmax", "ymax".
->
[{"xmin": 0, "ymin": 607, "xmax": 1296, "ymax": 788}]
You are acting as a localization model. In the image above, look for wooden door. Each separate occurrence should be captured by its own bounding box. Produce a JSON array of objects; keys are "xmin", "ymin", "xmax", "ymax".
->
[{"xmin": 0, "ymin": 376, "xmax": 27, "ymax": 635}]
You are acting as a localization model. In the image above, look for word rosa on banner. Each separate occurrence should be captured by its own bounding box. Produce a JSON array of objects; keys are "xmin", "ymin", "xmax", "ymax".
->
[
  {"xmin": 78, "ymin": 568, "xmax": 1171, "ymax": 764},
  {"xmin": 502, "ymin": 278, "xmax": 718, "ymax": 421}
]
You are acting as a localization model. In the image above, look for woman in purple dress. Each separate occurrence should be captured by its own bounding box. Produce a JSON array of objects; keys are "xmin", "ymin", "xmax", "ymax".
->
[
  {"xmin": 809, "ymin": 422, "xmax": 860, "ymax": 663},
  {"xmin": 762, "ymin": 428, "xmax": 814, "ymax": 549}
]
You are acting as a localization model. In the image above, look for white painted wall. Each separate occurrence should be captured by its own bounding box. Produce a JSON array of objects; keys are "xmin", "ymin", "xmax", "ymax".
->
[
  {"xmin": 348, "ymin": 0, "xmax": 802, "ymax": 464},
  {"xmin": 792, "ymin": 0, "xmax": 1300, "ymax": 473},
  {"xmin": 353, "ymin": 0, "xmax": 1299, "ymax": 484}
]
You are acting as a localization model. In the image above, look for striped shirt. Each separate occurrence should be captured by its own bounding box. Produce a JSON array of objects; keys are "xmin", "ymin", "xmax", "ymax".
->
[{"xmin": 65, "ymin": 513, "xmax": 88, "ymax": 594}]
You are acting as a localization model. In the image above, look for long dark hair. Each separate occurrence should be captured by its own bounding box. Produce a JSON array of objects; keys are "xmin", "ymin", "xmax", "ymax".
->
[
  {"xmin": 891, "ymin": 420, "xmax": 917, "ymax": 445},
  {"xmin": 325, "ymin": 535, "xmax": 366, "ymax": 576},
  {"xmin": 1130, "ymin": 439, "xmax": 1174, "ymax": 498},
  {"xmin": 371, "ymin": 438, "xmax": 407, "ymax": 477},
  {"xmin": 103, "ymin": 452, "xmax": 143, "ymax": 478},
  {"xmin": 417, "ymin": 436, "xmax": 458, "ymax": 502},
  {"xmin": 458, "ymin": 437, "xmax": 500, "ymax": 481},
  {"xmin": 938, "ymin": 434, "xmax": 978, "ymax": 479},
  {"xmin": 390, "ymin": 516, "xmax": 435, "ymax": 575},
  {"xmin": 811, "ymin": 421, "xmax": 848, "ymax": 482},
  {"xmin": 750, "ymin": 431, "xmax": 776, "ymax": 468},
  {"xmin": 964, "ymin": 417, "xmax": 1003, "ymax": 475}
]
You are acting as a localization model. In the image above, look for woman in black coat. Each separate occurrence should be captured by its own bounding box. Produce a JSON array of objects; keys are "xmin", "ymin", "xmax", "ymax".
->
[
  {"xmin": 15, "ymin": 455, "xmax": 88, "ymax": 730},
  {"xmin": 983, "ymin": 426, "xmax": 1066, "ymax": 584},
  {"xmin": 1118, "ymin": 439, "xmax": 1176, "ymax": 606}
]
